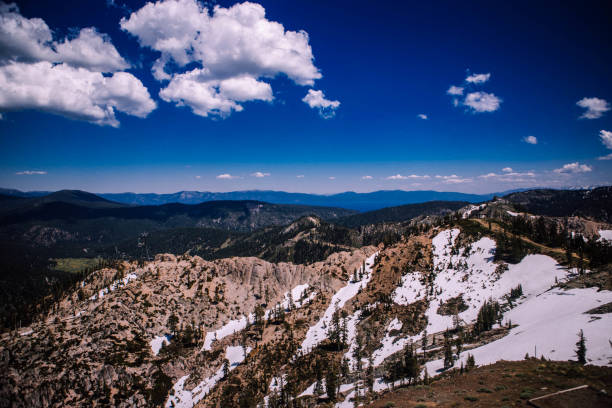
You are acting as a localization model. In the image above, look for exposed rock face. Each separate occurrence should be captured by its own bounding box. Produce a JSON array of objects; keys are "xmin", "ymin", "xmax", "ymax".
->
[{"xmin": 0, "ymin": 246, "xmax": 376, "ymax": 407}]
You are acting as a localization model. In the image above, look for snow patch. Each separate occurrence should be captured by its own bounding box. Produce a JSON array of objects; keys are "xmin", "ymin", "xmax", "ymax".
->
[
  {"xmin": 202, "ymin": 284, "xmax": 315, "ymax": 351},
  {"xmin": 598, "ymin": 230, "xmax": 612, "ymax": 243},
  {"xmin": 150, "ymin": 335, "xmax": 171, "ymax": 356},
  {"xmin": 166, "ymin": 345, "xmax": 251, "ymax": 408},
  {"xmin": 299, "ymin": 253, "xmax": 378, "ymax": 354},
  {"xmin": 89, "ymin": 273, "xmax": 138, "ymax": 301}
]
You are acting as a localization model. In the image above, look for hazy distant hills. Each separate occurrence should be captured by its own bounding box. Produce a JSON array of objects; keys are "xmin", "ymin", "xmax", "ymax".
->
[
  {"xmin": 0, "ymin": 188, "xmax": 525, "ymax": 211},
  {"xmin": 96, "ymin": 189, "xmax": 500, "ymax": 211}
]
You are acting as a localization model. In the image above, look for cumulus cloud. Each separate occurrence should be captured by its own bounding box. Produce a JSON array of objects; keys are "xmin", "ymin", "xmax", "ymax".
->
[
  {"xmin": 216, "ymin": 173, "xmax": 239, "ymax": 179},
  {"xmin": 296, "ymin": 175, "xmax": 304, "ymax": 178},
  {"xmin": 502, "ymin": 167, "xmax": 513, "ymax": 172},
  {"xmin": 251, "ymin": 171, "xmax": 270, "ymax": 178},
  {"xmin": 465, "ymin": 72, "xmax": 491, "ymax": 84},
  {"xmin": 446, "ymin": 85, "xmax": 464, "ymax": 95},
  {"xmin": 0, "ymin": 3, "xmax": 155, "ymax": 126},
  {"xmin": 0, "ymin": 4, "xmax": 129, "ymax": 72},
  {"xmin": 15, "ymin": 170, "xmax": 46, "ymax": 175},
  {"xmin": 54, "ymin": 28, "xmax": 130, "ymax": 72},
  {"xmin": 195, "ymin": 175, "xmax": 201, "ymax": 179},
  {"xmin": 328, "ymin": 176, "xmax": 335, "ymax": 180},
  {"xmin": 361, "ymin": 175, "xmax": 373, "ymax": 180},
  {"xmin": 553, "ymin": 162, "xmax": 592, "ymax": 174},
  {"xmin": 386, "ymin": 174, "xmax": 407, "ymax": 180},
  {"xmin": 600, "ymin": 130, "xmax": 612, "ymax": 149},
  {"xmin": 122, "ymin": 0, "xmax": 328, "ymax": 118},
  {"xmin": 417, "ymin": 113, "xmax": 428, "ymax": 120},
  {"xmin": 577, "ymin": 97, "xmax": 610, "ymax": 119},
  {"xmin": 523, "ymin": 135, "xmax": 537, "ymax": 145},
  {"xmin": 159, "ymin": 70, "xmax": 272, "ymax": 117},
  {"xmin": 463, "ymin": 92, "xmax": 501, "ymax": 113},
  {"xmin": 0, "ymin": 62, "xmax": 156, "ymax": 127},
  {"xmin": 302, "ymin": 89, "xmax": 340, "ymax": 118}
]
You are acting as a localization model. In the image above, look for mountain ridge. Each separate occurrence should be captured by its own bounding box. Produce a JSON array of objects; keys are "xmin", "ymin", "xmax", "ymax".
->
[{"xmin": 1, "ymin": 188, "xmax": 525, "ymax": 211}]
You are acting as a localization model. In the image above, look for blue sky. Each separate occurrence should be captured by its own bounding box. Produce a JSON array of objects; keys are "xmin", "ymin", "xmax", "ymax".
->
[{"xmin": 0, "ymin": 0, "xmax": 611, "ymax": 194}]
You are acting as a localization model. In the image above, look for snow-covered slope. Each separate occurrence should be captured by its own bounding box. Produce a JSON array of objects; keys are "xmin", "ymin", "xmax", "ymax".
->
[{"xmin": 425, "ymin": 287, "xmax": 612, "ymax": 373}]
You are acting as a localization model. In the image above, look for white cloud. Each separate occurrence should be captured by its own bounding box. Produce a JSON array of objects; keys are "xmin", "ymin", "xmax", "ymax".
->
[
  {"xmin": 463, "ymin": 92, "xmax": 501, "ymax": 113},
  {"xmin": 122, "ymin": 0, "xmax": 324, "ymax": 117},
  {"xmin": 599, "ymin": 130, "xmax": 612, "ymax": 149},
  {"xmin": 195, "ymin": 175, "xmax": 201, "ymax": 179},
  {"xmin": 54, "ymin": 28, "xmax": 130, "ymax": 72},
  {"xmin": 479, "ymin": 170, "xmax": 535, "ymax": 181},
  {"xmin": 465, "ymin": 72, "xmax": 491, "ymax": 84},
  {"xmin": 296, "ymin": 175, "xmax": 304, "ymax": 178},
  {"xmin": 361, "ymin": 175, "xmax": 373, "ymax": 180},
  {"xmin": 15, "ymin": 170, "xmax": 46, "ymax": 175},
  {"xmin": 216, "ymin": 173, "xmax": 239, "ymax": 179},
  {"xmin": 444, "ymin": 177, "xmax": 472, "ymax": 184},
  {"xmin": 159, "ymin": 70, "xmax": 272, "ymax": 117},
  {"xmin": 0, "ymin": 62, "xmax": 156, "ymax": 127},
  {"xmin": 328, "ymin": 176, "xmax": 335, "ymax": 180},
  {"xmin": 597, "ymin": 153, "xmax": 612, "ymax": 160},
  {"xmin": 386, "ymin": 174, "xmax": 429, "ymax": 180},
  {"xmin": 523, "ymin": 135, "xmax": 538, "ymax": 145},
  {"xmin": 436, "ymin": 174, "xmax": 472, "ymax": 184},
  {"xmin": 302, "ymin": 89, "xmax": 340, "ymax": 118},
  {"xmin": 0, "ymin": 4, "xmax": 154, "ymax": 126},
  {"xmin": 0, "ymin": 4, "xmax": 128, "ymax": 72},
  {"xmin": 446, "ymin": 85, "xmax": 464, "ymax": 96},
  {"xmin": 577, "ymin": 97, "xmax": 610, "ymax": 119},
  {"xmin": 553, "ymin": 162, "xmax": 592, "ymax": 174},
  {"xmin": 417, "ymin": 113, "xmax": 428, "ymax": 120},
  {"xmin": 251, "ymin": 171, "xmax": 270, "ymax": 178}
]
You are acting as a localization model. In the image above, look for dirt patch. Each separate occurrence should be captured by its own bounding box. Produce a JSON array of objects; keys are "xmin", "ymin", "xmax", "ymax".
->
[{"xmin": 366, "ymin": 359, "xmax": 612, "ymax": 408}]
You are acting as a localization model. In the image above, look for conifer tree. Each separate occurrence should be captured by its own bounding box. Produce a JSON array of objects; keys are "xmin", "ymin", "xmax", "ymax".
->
[
  {"xmin": 366, "ymin": 356, "xmax": 374, "ymax": 393},
  {"xmin": 466, "ymin": 354, "xmax": 475, "ymax": 371},
  {"xmin": 325, "ymin": 366, "xmax": 338, "ymax": 401},
  {"xmin": 443, "ymin": 338, "xmax": 454, "ymax": 369},
  {"xmin": 575, "ymin": 329, "xmax": 587, "ymax": 364}
]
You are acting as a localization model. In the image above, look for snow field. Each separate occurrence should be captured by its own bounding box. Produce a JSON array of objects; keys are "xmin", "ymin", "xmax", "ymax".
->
[{"xmin": 424, "ymin": 287, "xmax": 612, "ymax": 374}]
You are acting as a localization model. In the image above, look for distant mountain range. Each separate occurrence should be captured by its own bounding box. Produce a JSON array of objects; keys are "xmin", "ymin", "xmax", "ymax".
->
[{"xmin": 0, "ymin": 188, "xmax": 525, "ymax": 211}]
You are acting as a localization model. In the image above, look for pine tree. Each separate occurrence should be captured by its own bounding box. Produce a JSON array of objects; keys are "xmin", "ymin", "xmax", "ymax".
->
[
  {"xmin": 325, "ymin": 366, "xmax": 338, "ymax": 401},
  {"xmin": 366, "ymin": 356, "xmax": 374, "ymax": 393},
  {"xmin": 466, "ymin": 354, "xmax": 475, "ymax": 371},
  {"xmin": 443, "ymin": 338, "xmax": 454, "ymax": 369},
  {"xmin": 575, "ymin": 329, "xmax": 587, "ymax": 364},
  {"xmin": 167, "ymin": 313, "xmax": 179, "ymax": 336},
  {"xmin": 403, "ymin": 343, "xmax": 420, "ymax": 385},
  {"xmin": 222, "ymin": 359, "xmax": 230, "ymax": 377}
]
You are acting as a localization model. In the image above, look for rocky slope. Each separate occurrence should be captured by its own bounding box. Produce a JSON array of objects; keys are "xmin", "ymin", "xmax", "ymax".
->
[{"xmin": 1, "ymin": 203, "xmax": 611, "ymax": 408}]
